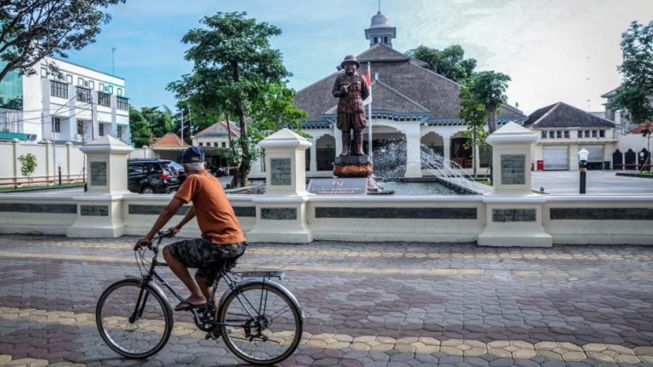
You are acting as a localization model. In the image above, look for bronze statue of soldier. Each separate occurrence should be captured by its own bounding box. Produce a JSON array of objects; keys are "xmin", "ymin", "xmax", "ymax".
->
[{"xmin": 332, "ymin": 55, "xmax": 370, "ymax": 157}]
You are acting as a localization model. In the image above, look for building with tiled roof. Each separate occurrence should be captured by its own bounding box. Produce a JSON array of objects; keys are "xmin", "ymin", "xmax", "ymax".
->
[
  {"xmin": 150, "ymin": 132, "xmax": 189, "ymax": 161},
  {"xmin": 524, "ymin": 102, "xmax": 617, "ymax": 170},
  {"xmin": 250, "ymin": 8, "xmax": 526, "ymax": 178}
]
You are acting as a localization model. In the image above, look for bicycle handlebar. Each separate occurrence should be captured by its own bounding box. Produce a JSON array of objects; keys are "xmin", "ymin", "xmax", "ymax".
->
[{"xmin": 146, "ymin": 229, "xmax": 174, "ymax": 251}]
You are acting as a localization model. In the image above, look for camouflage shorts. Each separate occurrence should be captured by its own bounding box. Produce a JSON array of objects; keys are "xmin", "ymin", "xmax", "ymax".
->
[{"xmin": 167, "ymin": 238, "xmax": 246, "ymax": 281}]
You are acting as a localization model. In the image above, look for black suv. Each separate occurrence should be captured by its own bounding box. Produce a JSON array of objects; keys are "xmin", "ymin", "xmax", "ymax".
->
[{"xmin": 127, "ymin": 159, "xmax": 180, "ymax": 194}]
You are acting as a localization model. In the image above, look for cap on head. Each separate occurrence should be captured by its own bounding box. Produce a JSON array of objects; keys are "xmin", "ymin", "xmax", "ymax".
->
[
  {"xmin": 340, "ymin": 55, "xmax": 360, "ymax": 69},
  {"xmin": 182, "ymin": 146, "xmax": 205, "ymax": 164}
]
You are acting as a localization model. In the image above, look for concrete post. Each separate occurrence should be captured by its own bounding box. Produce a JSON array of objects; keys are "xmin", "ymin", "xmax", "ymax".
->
[
  {"xmin": 309, "ymin": 136, "xmax": 318, "ymax": 173},
  {"xmin": 478, "ymin": 122, "xmax": 552, "ymax": 247},
  {"xmin": 66, "ymin": 135, "xmax": 133, "ymax": 238},
  {"xmin": 43, "ymin": 140, "xmax": 52, "ymax": 185},
  {"xmin": 11, "ymin": 139, "xmax": 19, "ymax": 186},
  {"xmin": 403, "ymin": 124, "xmax": 422, "ymax": 178},
  {"xmin": 65, "ymin": 142, "xmax": 73, "ymax": 180},
  {"xmin": 246, "ymin": 129, "xmax": 313, "ymax": 243},
  {"xmin": 443, "ymin": 136, "xmax": 451, "ymax": 169}
]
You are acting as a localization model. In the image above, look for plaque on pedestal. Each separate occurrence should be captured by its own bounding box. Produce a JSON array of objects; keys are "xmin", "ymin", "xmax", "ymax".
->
[{"xmin": 308, "ymin": 178, "xmax": 367, "ymax": 195}]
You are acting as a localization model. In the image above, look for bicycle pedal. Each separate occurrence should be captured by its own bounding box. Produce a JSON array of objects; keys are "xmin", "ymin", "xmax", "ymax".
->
[{"xmin": 205, "ymin": 329, "xmax": 222, "ymax": 340}]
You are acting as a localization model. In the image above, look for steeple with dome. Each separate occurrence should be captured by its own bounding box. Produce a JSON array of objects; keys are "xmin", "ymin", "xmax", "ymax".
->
[{"xmin": 364, "ymin": 2, "xmax": 396, "ymax": 48}]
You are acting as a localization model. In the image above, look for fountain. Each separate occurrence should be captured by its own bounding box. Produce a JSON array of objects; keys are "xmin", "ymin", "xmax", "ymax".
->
[{"xmin": 371, "ymin": 138, "xmax": 485, "ymax": 195}]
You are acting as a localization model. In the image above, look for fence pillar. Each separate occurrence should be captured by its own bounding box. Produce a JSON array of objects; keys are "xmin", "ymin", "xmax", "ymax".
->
[
  {"xmin": 478, "ymin": 122, "xmax": 552, "ymax": 247},
  {"xmin": 247, "ymin": 129, "xmax": 313, "ymax": 243},
  {"xmin": 65, "ymin": 142, "xmax": 73, "ymax": 181},
  {"xmin": 11, "ymin": 139, "xmax": 19, "ymax": 187},
  {"xmin": 67, "ymin": 135, "xmax": 133, "ymax": 238},
  {"xmin": 43, "ymin": 140, "xmax": 52, "ymax": 186}
]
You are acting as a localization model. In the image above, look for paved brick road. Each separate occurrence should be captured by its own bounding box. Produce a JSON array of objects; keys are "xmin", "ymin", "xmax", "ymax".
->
[{"xmin": 0, "ymin": 235, "xmax": 652, "ymax": 366}]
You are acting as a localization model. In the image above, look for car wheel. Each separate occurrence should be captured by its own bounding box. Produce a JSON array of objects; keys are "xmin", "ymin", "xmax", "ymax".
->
[{"xmin": 141, "ymin": 185, "xmax": 155, "ymax": 194}]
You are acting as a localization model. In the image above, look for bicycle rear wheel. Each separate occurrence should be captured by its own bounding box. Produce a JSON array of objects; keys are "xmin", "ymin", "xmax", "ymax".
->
[
  {"xmin": 219, "ymin": 281, "xmax": 303, "ymax": 365},
  {"xmin": 96, "ymin": 278, "xmax": 173, "ymax": 359}
]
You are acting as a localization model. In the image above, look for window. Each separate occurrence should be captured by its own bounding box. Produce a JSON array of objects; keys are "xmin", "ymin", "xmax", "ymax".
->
[
  {"xmin": 592, "ymin": 130, "xmax": 597, "ymax": 138},
  {"xmin": 98, "ymin": 92, "xmax": 111, "ymax": 107},
  {"xmin": 108, "ymin": 85, "xmax": 114, "ymax": 94},
  {"xmin": 99, "ymin": 123, "xmax": 105, "ymax": 136},
  {"xmin": 76, "ymin": 87, "xmax": 91, "ymax": 103},
  {"xmin": 50, "ymin": 81, "xmax": 68, "ymax": 98},
  {"xmin": 128, "ymin": 164, "xmax": 144, "ymax": 175},
  {"xmin": 52, "ymin": 117, "xmax": 61, "ymax": 133},
  {"xmin": 199, "ymin": 142, "xmax": 203, "ymax": 146},
  {"xmin": 599, "ymin": 130, "xmax": 605, "ymax": 138},
  {"xmin": 117, "ymin": 96, "xmax": 129, "ymax": 110},
  {"xmin": 99, "ymin": 83, "xmax": 104, "ymax": 91},
  {"xmin": 66, "ymin": 74, "xmax": 73, "ymax": 84},
  {"xmin": 78, "ymin": 77, "xmax": 84, "ymax": 86},
  {"xmin": 221, "ymin": 142, "xmax": 226, "ymax": 148},
  {"xmin": 117, "ymin": 88, "xmax": 123, "ymax": 96},
  {"xmin": 77, "ymin": 120, "xmax": 85, "ymax": 135},
  {"xmin": 214, "ymin": 142, "xmax": 218, "ymax": 147},
  {"xmin": 383, "ymin": 36, "xmax": 389, "ymax": 43},
  {"xmin": 564, "ymin": 130, "xmax": 570, "ymax": 139},
  {"xmin": 541, "ymin": 131, "xmax": 546, "ymax": 139},
  {"xmin": 89, "ymin": 80, "xmax": 94, "ymax": 89},
  {"xmin": 41, "ymin": 68, "xmax": 48, "ymax": 78},
  {"xmin": 549, "ymin": 131, "xmax": 555, "ymax": 139},
  {"xmin": 556, "ymin": 131, "xmax": 562, "ymax": 139},
  {"xmin": 584, "ymin": 130, "xmax": 590, "ymax": 138}
]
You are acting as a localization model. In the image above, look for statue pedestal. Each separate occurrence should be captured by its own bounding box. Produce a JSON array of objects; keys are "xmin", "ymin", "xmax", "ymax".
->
[{"xmin": 333, "ymin": 155, "xmax": 373, "ymax": 178}]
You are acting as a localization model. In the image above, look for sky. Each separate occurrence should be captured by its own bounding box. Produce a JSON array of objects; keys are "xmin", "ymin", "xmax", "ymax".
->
[{"xmin": 66, "ymin": 0, "xmax": 653, "ymax": 115}]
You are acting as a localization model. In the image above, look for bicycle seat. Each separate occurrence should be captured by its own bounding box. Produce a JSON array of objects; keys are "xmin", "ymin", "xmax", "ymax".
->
[{"xmin": 218, "ymin": 258, "xmax": 238, "ymax": 273}]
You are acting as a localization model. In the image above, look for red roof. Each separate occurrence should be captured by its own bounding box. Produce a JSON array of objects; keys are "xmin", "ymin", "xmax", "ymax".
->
[
  {"xmin": 151, "ymin": 133, "xmax": 190, "ymax": 150},
  {"xmin": 630, "ymin": 121, "xmax": 653, "ymax": 134}
]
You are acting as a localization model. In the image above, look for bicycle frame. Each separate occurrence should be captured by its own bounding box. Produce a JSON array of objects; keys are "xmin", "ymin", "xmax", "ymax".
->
[{"xmin": 131, "ymin": 234, "xmax": 281, "ymax": 331}]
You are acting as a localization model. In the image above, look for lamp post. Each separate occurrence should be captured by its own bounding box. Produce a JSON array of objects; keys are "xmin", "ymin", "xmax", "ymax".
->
[{"xmin": 578, "ymin": 148, "xmax": 589, "ymax": 194}]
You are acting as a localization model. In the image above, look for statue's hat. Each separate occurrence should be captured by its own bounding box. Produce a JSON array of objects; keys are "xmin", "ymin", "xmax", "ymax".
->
[{"xmin": 340, "ymin": 55, "xmax": 360, "ymax": 69}]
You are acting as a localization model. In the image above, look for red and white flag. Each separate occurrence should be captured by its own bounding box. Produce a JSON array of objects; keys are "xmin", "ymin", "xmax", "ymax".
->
[{"xmin": 363, "ymin": 66, "xmax": 372, "ymax": 105}]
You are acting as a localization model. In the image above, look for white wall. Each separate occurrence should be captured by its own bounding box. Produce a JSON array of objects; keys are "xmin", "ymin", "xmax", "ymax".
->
[{"xmin": 0, "ymin": 141, "xmax": 86, "ymax": 184}]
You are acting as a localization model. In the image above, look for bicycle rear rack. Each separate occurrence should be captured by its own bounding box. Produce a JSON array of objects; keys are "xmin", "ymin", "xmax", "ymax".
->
[{"xmin": 233, "ymin": 271, "xmax": 285, "ymax": 280}]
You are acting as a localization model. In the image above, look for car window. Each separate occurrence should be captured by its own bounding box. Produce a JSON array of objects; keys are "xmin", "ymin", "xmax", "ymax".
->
[
  {"xmin": 168, "ymin": 161, "xmax": 183, "ymax": 171},
  {"xmin": 128, "ymin": 164, "xmax": 144, "ymax": 175},
  {"xmin": 146, "ymin": 163, "xmax": 162, "ymax": 173}
]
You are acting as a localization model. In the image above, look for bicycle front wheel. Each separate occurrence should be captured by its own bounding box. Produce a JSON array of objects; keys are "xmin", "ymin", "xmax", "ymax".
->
[
  {"xmin": 96, "ymin": 278, "xmax": 173, "ymax": 359},
  {"xmin": 219, "ymin": 281, "xmax": 303, "ymax": 365}
]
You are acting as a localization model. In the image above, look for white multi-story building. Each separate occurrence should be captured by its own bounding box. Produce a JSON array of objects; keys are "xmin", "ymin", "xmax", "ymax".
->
[{"xmin": 0, "ymin": 57, "xmax": 130, "ymax": 144}]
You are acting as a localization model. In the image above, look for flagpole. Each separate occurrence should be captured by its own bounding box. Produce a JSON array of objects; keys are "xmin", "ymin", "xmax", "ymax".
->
[{"xmin": 367, "ymin": 61, "xmax": 373, "ymax": 159}]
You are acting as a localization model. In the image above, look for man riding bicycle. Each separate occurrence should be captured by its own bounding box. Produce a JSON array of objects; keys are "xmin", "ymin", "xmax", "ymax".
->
[{"xmin": 134, "ymin": 146, "xmax": 247, "ymax": 311}]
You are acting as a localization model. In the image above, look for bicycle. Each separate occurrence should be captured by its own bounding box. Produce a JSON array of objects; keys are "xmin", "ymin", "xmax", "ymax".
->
[{"xmin": 95, "ymin": 230, "xmax": 304, "ymax": 365}]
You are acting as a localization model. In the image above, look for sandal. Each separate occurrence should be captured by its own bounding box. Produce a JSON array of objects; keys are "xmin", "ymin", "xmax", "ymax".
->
[{"xmin": 174, "ymin": 298, "xmax": 206, "ymax": 311}]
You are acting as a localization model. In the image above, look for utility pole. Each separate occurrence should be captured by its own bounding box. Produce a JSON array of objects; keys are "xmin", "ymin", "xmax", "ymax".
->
[{"xmin": 180, "ymin": 110, "xmax": 184, "ymax": 142}]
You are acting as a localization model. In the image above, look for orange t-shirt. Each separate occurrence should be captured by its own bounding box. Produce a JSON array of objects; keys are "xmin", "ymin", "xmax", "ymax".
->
[{"xmin": 174, "ymin": 171, "xmax": 246, "ymax": 245}]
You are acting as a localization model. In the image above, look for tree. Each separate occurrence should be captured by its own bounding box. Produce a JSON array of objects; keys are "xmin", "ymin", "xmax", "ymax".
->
[
  {"xmin": 466, "ymin": 71, "xmax": 511, "ymax": 133},
  {"xmin": 128, "ymin": 108, "xmax": 151, "ymax": 148},
  {"xmin": 406, "ymin": 45, "xmax": 477, "ymax": 83},
  {"xmin": 17, "ymin": 152, "xmax": 37, "ymax": 185},
  {"xmin": 0, "ymin": 0, "xmax": 125, "ymax": 83},
  {"xmin": 248, "ymin": 82, "xmax": 308, "ymax": 144},
  {"xmin": 459, "ymin": 85, "xmax": 488, "ymax": 179},
  {"xmin": 168, "ymin": 11, "xmax": 290, "ymax": 187},
  {"xmin": 612, "ymin": 21, "xmax": 653, "ymax": 124}
]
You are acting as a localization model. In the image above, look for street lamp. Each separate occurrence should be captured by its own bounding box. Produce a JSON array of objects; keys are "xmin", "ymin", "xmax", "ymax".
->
[{"xmin": 578, "ymin": 148, "xmax": 589, "ymax": 194}]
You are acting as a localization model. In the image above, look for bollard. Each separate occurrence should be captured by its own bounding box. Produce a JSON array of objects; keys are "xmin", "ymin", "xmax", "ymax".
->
[{"xmin": 58, "ymin": 166, "xmax": 62, "ymax": 186}]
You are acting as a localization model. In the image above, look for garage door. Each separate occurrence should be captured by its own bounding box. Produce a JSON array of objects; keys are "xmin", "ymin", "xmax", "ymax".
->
[
  {"xmin": 580, "ymin": 145, "xmax": 604, "ymax": 162},
  {"xmin": 543, "ymin": 146, "xmax": 569, "ymax": 170}
]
